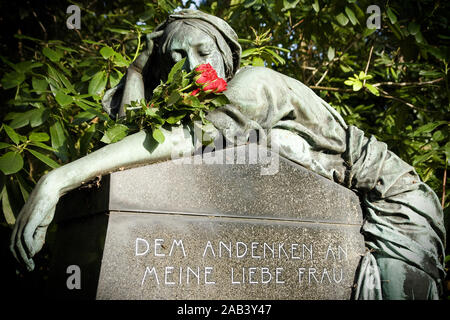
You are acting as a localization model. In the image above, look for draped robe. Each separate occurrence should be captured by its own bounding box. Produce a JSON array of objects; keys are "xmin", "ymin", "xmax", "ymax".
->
[
  {"xmin": 205, "ymin": 66, "xmax": 446, "ymax": 299},
  {"xmin": 103, "ymin": 65, "xmax": 446, "ymax": 299}
]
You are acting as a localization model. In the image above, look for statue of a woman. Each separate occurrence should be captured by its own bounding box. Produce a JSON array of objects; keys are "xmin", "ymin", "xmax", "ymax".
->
[{"xmin": 10, "ymin": 10, "xmax": 446, "ymax": 300}]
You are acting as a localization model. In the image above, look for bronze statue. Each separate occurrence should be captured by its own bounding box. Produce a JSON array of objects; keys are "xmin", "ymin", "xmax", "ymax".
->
[{"xmin": 10, "ymin": 10, "xmax": 446, "ymax": 300}]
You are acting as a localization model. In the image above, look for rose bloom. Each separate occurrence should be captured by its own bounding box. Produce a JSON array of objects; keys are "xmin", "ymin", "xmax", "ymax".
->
[
  {"xmin": 195, "ymin": 63, "xmax": 214, "ymax": 73},
  {"xmin": 203, "ymin": 78, "xmax": 227, "ymax": 93},
  {"xmin": 195, "ymin": 69, "xmax": 218, "ymax": 85},
  {"xmin": 190, "ymin": 88, "xmax": 201, "ymax": 96}
]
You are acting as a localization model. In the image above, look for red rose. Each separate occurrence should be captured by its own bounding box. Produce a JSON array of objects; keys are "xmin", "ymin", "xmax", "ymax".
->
[
  {"xmin": 203, "ymin": 78, "xmax": 227, "ymax": 93},
  {"xmin": 191, "ymin": 63, "xmax": 227, "ymax": 95},
  {"xmin": 190, "ymin": 88, "xmax": 201, "ymax": 96},
  {"xmin": 195, "ymin": 63, "xmax": 214, "ymax": 74}
]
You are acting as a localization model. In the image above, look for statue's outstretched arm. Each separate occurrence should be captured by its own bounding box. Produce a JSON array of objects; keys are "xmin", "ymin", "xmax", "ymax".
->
[
  {"xmin": 10, "ymin": 125, "xmax": 194, "ymax": 271},
  {"xmin": 10, "ymin": 31, "xmax": 184, "ymax": 271}
]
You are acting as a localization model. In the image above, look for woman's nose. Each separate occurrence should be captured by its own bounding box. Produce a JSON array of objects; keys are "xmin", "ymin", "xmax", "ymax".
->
[{"xmin": 184, "ymin": 50, "xmax": 201, "ymax": 72}]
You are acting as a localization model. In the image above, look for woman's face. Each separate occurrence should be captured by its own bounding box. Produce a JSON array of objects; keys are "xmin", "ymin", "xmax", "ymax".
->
[{"xmin": 161, "ymin": 23, "xmax": 226, "ymax": 79}]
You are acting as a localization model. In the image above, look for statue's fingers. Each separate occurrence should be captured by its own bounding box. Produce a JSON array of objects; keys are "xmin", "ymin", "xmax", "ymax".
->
[
  {"xmin": 31, "ymin": 226, "xmax": 48, "ymax": 256},
  {"xmin": 15, "ymin": 224, "xmax": 35, "ymax": 271},
  {"xmin": 23, "ymin": 222, "xmax": 38, "ymax": 257},
  {"xmin": 23, "ymin": 206, "xmax": 54, "ymax": 257},
  {"xmin": 146, "ymin": 30, "xmax": 164, "ymax": 41},
  {"xmin": 145, "ymin": 30, "xmax": 164, "ymax": 53}
]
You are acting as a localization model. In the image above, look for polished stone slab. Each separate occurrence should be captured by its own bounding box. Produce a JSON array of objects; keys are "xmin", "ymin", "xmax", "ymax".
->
[
  {"xmin": 50, "ymin": 144, "xmax": 365, "ymax": 299},
  {"xmin": 96, "ymin": 212, "xmax": 364, "ymax": 300}
]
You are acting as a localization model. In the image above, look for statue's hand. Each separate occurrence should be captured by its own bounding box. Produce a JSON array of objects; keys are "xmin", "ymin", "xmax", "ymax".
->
[
  {"xmin": 10, "ymin": 172, "xmax": 61, "ymax": 271},
  {"xmin": 130, "ymin": 31, "xmax": 164, "ymax": 73}
]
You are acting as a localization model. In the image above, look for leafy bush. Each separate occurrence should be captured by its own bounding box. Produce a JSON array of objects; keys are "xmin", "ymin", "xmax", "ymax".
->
[{"xmin": 0, "ymin": 0, "xmax": 449, "ymax": 297}]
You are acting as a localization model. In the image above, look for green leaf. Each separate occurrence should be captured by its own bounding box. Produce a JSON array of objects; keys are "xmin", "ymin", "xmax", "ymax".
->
[
  {"xmin": 80, "ymin": 123, "xmax": 96, "ymax": 155},
  {"xmin": 336, "ymin": 13, "xmax": 349, "ymax": 26},
  {"xmin": 365, "ymin": 83, "xmax": 379, "ymax": 96},
  {"xmin": 312, "ymin": 0, "xmax": 319, "ymax": 13},
  {"xmin": 3, "ymin": 125, "xmax": 21, "ymax": 145},
  {"xmin": 2, "ymin": 186, "xmax": 16, "ymax": 225},
  {"xmin": 55, "ymin": 91, "xmax": 73, "ymax": 107},
  {"xmin": 211, "ymin": 94, "xmax": 230, "ymax": 107},
  {"xmin": 412, "ymin": 152, "xmax": 433, "ymax": 166},
  {"xmin": 105, "ymin": 27, "xmax": 131, "ymax": 35},
  {"xmin": 241, "ymin": 48, "xmax": 259, "ymax": 58},
  {"xmin": 152, "ymin": 127, "xmax": 165, "ymax": 144},
  {"xmin": 74, "ymin": 100, "xmax": 109, "ymax": 121},
  {"xmin": 100, "ymin": 124, "xmax": 129, "ymax": 144},
  {"xmin": 345, "ymin": 7, "xmax": 358, "ymax": 25},
  {"xmin": 412, "ymin": 121, "xmax": 447, "ymax": 137},
  {"xmin": 12, "ymin": 61, "xmax": 43, "ymax": 73},
  {"xmin": 88, "ymin": 71, "xmax": 107, "ymax": 96},
  {"xmin": 42, "ymin": 47, "xmax": 63, "ymax": 62},
  {"xmin": 418, "ymin": 70, "xmax": 442, "ymax": 78},
  {"xmin": 252, "ymin": 56, "xmax": 265, "ymax": 66},
  {"xmin": 408, "ymin": 22, "xmax": 420, "ymax": 35},
  {"xmin": 28, "ymin": 149, "xmax": 60, "ymax": 169},
  {"xmin": 344, "ymin": 79, "xmax": 354, "ymax": 86},
  {"xmin": 282, "ymin": 0, "xmax": 300, "ymax": 11},
  {"xmin": 16, "ymin": 173, "xmax": 31, "ymax": 202},
  {"xmin": 167, "ymin": 57, "xmax": 186, "ymax": 84},
  {"xmin": 264, "ymin": 48, "xmax": 285, "ymax": 65},
  {"xmin": 28, "ymin": 141, "xmax": 56, "ymax": 152},
  {"xmin": 8, "ymin": 111, "xmax": 32, "ymax": 129},
  {"xmin": 112, "ymin": 52, "xmax": 129, "ymax": 67},
  {"xmin": 47, "ymin": 64, "xmax": 75, "ymax": 93},
  {"xmin": 327, "ymin": 47, "xmax": 335, "ymax": 61},
  {"xmin": 432, "ymin": 130, "xmax": 445, "ymax": 142},
  {"xmin": 166, "ymin": 113, "xmax": 186, "ymax": 124},
  {"xmin": 110, "ymin": 69, "xmax": 123, "ymax": 88},
  {"xmin": 30, "ymin": 108, "xmax": 50, "ymax": 128},
  {"xmin": 0, "ymin": 142, "xmax": 12, "ymax": 149},
  {"xmin": 100, "ymin": 46, "xmax": 115, "ymax": 59},
  {"xmin": 386, "ymin": 7, "xmax": 397, "ymax": 24},
  {"xmin": 0, "ymin": 152, "xmax": 23, "ymax": 175},
  {"xmin": 167, "ymin": 91, "xmax": 181, "ymax": 106},
  {"xmin": 29, "ymin": 132, "xmax": 50, "ymax": 142},
  {"xmin": 50, "ymin": 121, "xmax": 69, "ymax": 162},
  {"xmin": 32, "ymin": 77, "xmax": 48, "ymax": 94},
  {"xmin": 352, "ymin": 80, "xmax": 363, "ymax": 91},
  {"xmin": 1, "ymin": 71, "xmax": 25, "ymax": 89}
]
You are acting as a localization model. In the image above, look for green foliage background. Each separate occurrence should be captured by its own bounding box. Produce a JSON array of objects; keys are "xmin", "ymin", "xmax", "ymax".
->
[{"xmin": 0, "ymin": 0, "xmax": 449, "ymax": 298}]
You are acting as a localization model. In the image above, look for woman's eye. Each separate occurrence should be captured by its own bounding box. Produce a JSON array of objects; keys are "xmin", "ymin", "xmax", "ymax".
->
[
  {"xmin": 199, "ymin": 50, "xmax": 211, "ymax": 57},
  {"xmin": 198, "ymin": 45, "xmax": 213, "ymax": 57}
]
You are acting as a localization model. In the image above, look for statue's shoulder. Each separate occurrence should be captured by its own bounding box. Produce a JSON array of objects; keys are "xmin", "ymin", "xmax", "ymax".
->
[
  {"xmin": 229, "ymin": 66, "xmax": 300, "ymax": 88},
  {"xmin": 228, "ymin": 66, "xmax": 306, "ymax": 96},
  {"xmin": 231, "ymin": 66, "xmax": 282, "ymax": 81}
]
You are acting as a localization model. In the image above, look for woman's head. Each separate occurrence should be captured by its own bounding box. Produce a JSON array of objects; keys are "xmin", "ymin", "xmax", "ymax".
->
[
  {"xmin": 143, "ymin": 10, "xmax": 241, "ymax": 96},
  {"xmin": 102, "ymin": 10, "xmax": 241, "ymax": 118},
  {"xmin": 158, "ymin": 19, "xmax": 231, "ymax": 80}
]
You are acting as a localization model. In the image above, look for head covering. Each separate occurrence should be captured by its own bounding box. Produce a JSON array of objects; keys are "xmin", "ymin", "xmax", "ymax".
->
[{"xmin": 102, "ymin": 9, "xmax": 241, "ymax": 119}]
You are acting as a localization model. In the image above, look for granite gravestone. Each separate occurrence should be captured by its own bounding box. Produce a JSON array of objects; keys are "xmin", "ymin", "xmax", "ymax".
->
[{"xmin": 50, "ymin": 144, "xmax": 365, "ymax": 299}]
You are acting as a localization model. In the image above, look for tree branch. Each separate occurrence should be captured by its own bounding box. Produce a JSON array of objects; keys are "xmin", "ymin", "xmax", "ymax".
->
[
  {"xmin": 377, "ymin": 87, "xmax": 431, "ymax": 111},
  {"xmin": 309, "ymin": 86, "xmax": 353, "ymax": 92},
  {"xmin": 306, "ymin": 35, "xmax": 361, "ymax": 84},
  {"xmin": 363, "ymin": 45, "xmax": 374, "ymax": 87},
  {"xmin": 372, "ymin": 78, "xmax": 444, "ymax": 87}
]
